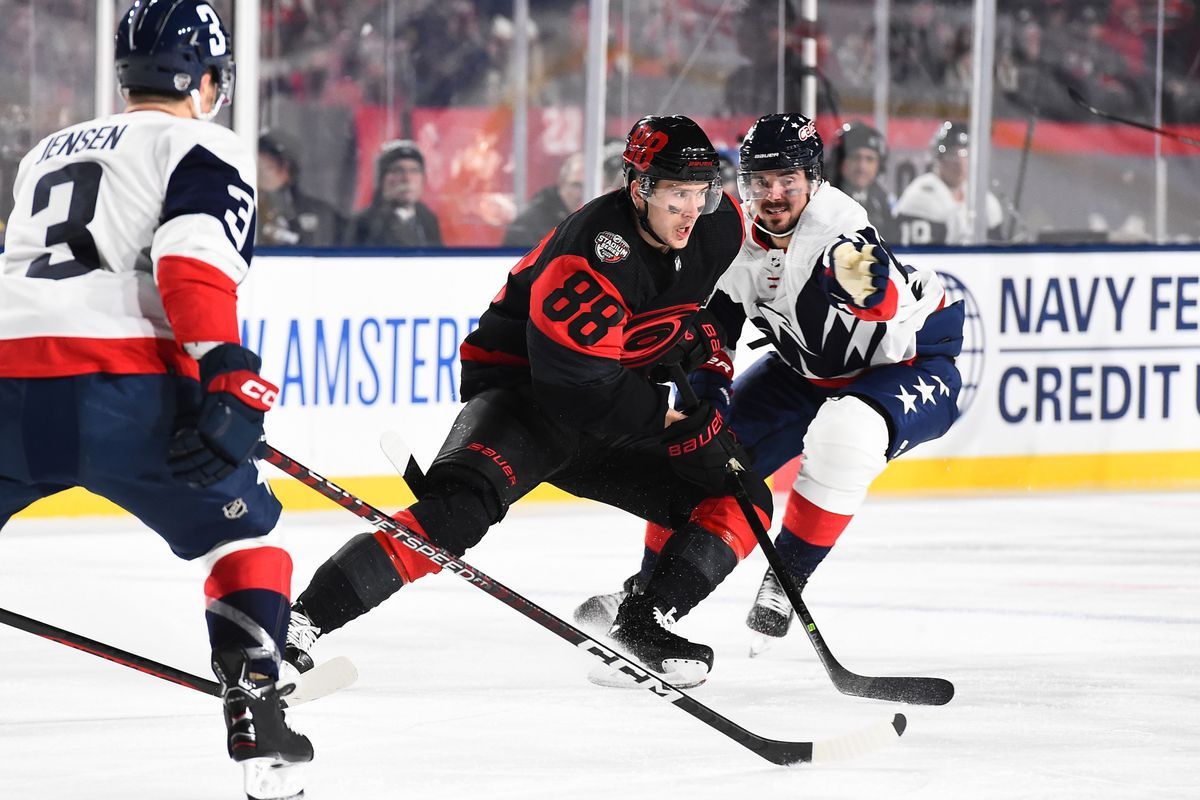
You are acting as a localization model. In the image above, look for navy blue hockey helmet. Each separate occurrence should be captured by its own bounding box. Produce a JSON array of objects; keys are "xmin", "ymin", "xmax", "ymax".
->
[
  {"xmin": 834, "ymin": 121, "xmax": 888, "ymax": 174},
  {"xmin": 738, "ymin": 113, "xmax": 823, "ymax": 197},
  {"xmin": 115, "ymin": 0, "xmax": 234, "ymax": 120},
  {"xmin": 623, "ymin": 115, "xmax": 722, "ymax": 215}
]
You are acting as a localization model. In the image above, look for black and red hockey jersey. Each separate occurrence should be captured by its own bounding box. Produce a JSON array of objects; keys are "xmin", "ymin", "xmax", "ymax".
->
[{"xmin": 460, "ymin": 190, "xmax": 744, "ymax": 435}]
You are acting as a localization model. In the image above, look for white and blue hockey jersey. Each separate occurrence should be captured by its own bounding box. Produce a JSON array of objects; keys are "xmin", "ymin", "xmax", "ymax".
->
[
  {"xmin": 0, "ymin": 110, "xmax": 256, "ymax": 379},
  {"xmin": 715, "ymin": 184, "xmax": 946, "ymax": 384}
]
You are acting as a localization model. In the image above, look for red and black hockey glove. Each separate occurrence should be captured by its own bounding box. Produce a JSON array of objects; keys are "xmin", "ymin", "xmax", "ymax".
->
[
  {"xmin": 647, "ymin": 309, "xmax": 725, "ymax": 384},
  {"xmin": 661, "ymin": 401, "xmax": 750, "ymax": 496},
  {"xmin": 169, "ymin": 343, "xmax": 279, "ymax": 488}
]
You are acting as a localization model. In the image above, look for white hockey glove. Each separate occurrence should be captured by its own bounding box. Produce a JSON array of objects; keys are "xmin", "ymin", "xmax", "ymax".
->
[{"xmin": 831, "ymin": 240, "xmax": 889, "ymax": 308}]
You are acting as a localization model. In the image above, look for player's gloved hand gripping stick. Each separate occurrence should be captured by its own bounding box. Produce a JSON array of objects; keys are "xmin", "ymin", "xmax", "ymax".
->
[
  {"xmin": 169, "ymin": 343, "xmax": 280, "ymax": 488},
  {"xmin": 669, "ymin": 364, "xmax": 954, "ymax": 706}
]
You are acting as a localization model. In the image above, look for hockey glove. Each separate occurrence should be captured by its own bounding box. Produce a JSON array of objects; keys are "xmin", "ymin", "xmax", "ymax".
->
[
  {"xmin": 661, "ymin": 402, "xmax": 749, "ymax": 496},
  {"xmin": 827, "ymin": 237, "xmax": 889, "ymax": 308},
  {"xmin": 683, "ymin": 353, "xmax": 734, "ymax": 419},
  {"xmin": 169, "ymin": 343, "xmax": 279, "ymax": 488},
  {"xmin": 647, "ymin": 309, "xmax": 725, "ymax": 384}
]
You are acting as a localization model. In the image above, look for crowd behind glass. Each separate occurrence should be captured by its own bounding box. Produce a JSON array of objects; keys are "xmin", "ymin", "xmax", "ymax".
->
[{"xmin": 1, "ymin": 0, "xmax": 1197, "ymax": 249}]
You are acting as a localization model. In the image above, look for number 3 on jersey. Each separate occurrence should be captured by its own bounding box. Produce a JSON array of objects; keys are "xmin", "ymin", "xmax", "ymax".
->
[
  {"xmin": 27, "ymin": 163, "xmax": 103, "ymax": 279},
  {"xmin": 542, "ymin": 270, "xmax": 626, "ymax": 347}
]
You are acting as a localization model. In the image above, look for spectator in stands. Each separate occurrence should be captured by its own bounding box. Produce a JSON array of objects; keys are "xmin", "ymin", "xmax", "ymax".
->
[
  {"xmin": 257, "ymin": 132, "xmax": 345, "ymax": 247},
  {"xmin": 502, "ymin": 152, "xmax": 584, "ymax": 249},
  {"xmin": 830, "ymin": 121, "xmax": 899, "ymax": 243},
  {"xmin": 351, "ymin": 140, "xmax": 443, "ymax": 248}
]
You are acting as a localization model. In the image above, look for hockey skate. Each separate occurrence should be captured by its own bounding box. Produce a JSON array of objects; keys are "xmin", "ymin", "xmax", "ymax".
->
[
  {"xmin": 213, "ymin": 648, "xmax": 314, "ymax": 800},
  {"xmin": 281, "ymin": 606, "xmax": 321, "ymax": 676},
  {"xmin": 572, "ymin": 574, "xmax": 643, "ymax": 636},
  {"xmin": 590, "ymin": 592, "xmax": 714, "ymax": 689},
  {"xmin": 745, "ymin": 567, "xmax": 800, "ymax": 658}
]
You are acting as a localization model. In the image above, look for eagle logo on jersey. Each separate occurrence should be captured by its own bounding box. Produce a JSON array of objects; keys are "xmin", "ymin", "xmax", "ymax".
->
[{"xmin": 594, "ymin": 231, "xmax": 630, "ymax": 263}]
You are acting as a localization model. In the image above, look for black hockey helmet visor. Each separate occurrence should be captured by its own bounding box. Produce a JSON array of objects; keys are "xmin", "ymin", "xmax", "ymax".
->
[{"xmin": 623, "ymin": 115, "xmax": 723, "ymax": 215}]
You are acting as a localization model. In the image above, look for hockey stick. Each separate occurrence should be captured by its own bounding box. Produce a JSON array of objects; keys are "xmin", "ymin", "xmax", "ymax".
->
[
  {"xmin": 671, "ymin": 365, "xmax": 954, "ymax": 706},
  {"xmin": 0, "ymin": 605, "xmax": 221, "ymax": 696},
  {"xmin": 260, "ymin": 441, "xmax": 905, "ymax": 766},
  {"xmin": 0, "ymin": 606, "xmax": 357, "ymax": 706},
  {"xmin": 1067, "ymin": 86, "xmax": 1200, "ymax": 148}
]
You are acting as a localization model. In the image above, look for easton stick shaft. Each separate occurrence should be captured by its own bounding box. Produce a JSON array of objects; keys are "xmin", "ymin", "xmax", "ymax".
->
[
  {"xmin": 260, "ymin": 441, "xmax": 905, "ymax": 765},
  {"xmin": 670, "ymin": 365, "xmax": 954, "ymax": 706}
]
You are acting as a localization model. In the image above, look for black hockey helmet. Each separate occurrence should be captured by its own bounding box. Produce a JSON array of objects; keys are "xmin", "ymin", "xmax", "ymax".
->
[
  {"xmin": 738, "ymin": 113, "xmax": 824, "ymax": 199},
  {"xmin": 623, "ymin": 115, "xmax": 722, "ymax": 215},
  {"xmin": 931, "ymin": 121, "xmax": 970, "ymax": 159},
  {"xmin": 115, "ymin": 0, "xmax": 234, "ymax": 120},
  {"xmin": 834, "ymin": 121, "xmax": 888, "ymax": 174}
]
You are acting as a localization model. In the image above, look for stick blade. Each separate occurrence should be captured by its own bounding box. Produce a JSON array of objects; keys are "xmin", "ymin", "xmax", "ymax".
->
[
  {"xmin": 809, "ymin": 713, "xmax": 907, "ymax": 765},
  {"xmin": 836, "ymin": 673, "xmax": 955, "ymax": 706},
  {"xmin": 379, "ymin": 430, "xmax": 411, "ymax": 475},
  {"xmin": 279, "ymin": 656, "xmax": 358, "ymax": 707}
]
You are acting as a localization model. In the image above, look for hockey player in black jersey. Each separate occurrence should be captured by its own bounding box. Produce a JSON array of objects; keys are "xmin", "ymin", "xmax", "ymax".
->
[
  {"xmin": 573, "ymin": 113, "xmax": 966, "ymax": 657},
  {"xmin": 283, "ymin": 115, "xmax": 771, "ymax": 688}
]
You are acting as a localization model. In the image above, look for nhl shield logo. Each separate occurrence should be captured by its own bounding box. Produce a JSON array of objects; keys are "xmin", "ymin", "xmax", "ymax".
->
[
  {"xmin": 222, "ymin": 498, "xmax": 248, "ymax": 520},
  {"xmin": 594, "ymin": 231, "xmax": 630, "ymax": 263}
]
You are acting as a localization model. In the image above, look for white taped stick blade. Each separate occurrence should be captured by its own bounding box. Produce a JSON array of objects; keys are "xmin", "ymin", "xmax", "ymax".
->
[
  {"xmin": 379, "ymin": 430, "xmax": 411, "ymax": 475},
  {"xmin": 278, "ymin": 656, "xmax": 358, "ymax": 707},
  {"xmin": 810, "ymin": 713, "xmax": 907, "ymax": 764}
]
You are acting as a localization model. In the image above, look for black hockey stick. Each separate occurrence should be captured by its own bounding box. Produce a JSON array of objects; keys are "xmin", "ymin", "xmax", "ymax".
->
[
  {"xmin": 0, "ymin": 605, "xmax": 221, "ymax": 696},
  {"xmin": 0, "ymin": 605, "xmax": 357, "ymax": 706},
  {"xmin": 259, "ymin": 441, "xmax": 906, "ymax": 766},
  {"xmin": 671, "ymin": 365, "xmax": 954, "ymax": 706},
  {"xmin": 1067, "ymin": 86, "xmax": 1200, "ymax": 148}
]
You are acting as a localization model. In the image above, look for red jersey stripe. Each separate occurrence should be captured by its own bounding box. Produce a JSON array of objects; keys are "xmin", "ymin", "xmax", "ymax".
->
[{"xmin": 0, "ymin": 335, "xmax": 197, "ymax": 379}]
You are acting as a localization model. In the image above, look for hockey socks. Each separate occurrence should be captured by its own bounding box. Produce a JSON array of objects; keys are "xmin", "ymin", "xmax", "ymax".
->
[
  {"xmin": 204, "ymin": 546, "xmax": 293, "ymax": 681},
  {"xmin": 774, "ymin": 491, "xmax": 853, "ymax": 582}
]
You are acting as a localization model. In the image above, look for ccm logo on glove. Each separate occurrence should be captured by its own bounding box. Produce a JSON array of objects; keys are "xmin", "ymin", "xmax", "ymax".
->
[
  {"xmin": 667, "ymin": 410, "xmax": 726, "ymax": 456},
  {"xmin": 208, "ymin": 372, "xmax": 279, "ymax": 411}
]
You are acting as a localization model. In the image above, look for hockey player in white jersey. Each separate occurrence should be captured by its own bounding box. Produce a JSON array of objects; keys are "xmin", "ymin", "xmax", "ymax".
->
[
  {"xmin": 893, "ymin": 120, "xmax": 1004, "ymax": 245},
  {"xmin": 574, "ymin": 113, "xmax": 965, "ymax": 658},
  {"xmin": 0, "ymin": 2, "xmax": 311, "ymax": 797}
]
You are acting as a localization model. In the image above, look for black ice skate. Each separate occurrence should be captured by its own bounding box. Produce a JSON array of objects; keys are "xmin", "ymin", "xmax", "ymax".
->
[
  {"xmin": 593, "ymin": 592, "xmax": 714, "ymax": 689},
  {"xmin": 745, "ymin": 567, "xmax": 800, "ymax": 658},
  {"xmin": 282, "ymin": 605, "xmax": 321, "ymax": 676},
  {"xmin": 572, "ymin": 573, "xmax": 644, "ymax": 636},
  {"xmin": 213, "ymin": 648, "xmax": 314, "ymax": 800}
]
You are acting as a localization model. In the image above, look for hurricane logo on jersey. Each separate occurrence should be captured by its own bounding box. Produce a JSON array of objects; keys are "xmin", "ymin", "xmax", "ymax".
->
[
  {"xmin": 620, "ymin": 305, "xmax": 696, "ymax": 368},
  {"xmin": 594, "ymin": 231, "xmax": 630, "ymax": 264}
]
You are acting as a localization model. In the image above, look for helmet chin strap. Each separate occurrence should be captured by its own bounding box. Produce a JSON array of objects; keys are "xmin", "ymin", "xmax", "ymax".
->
[
  {"xmin": 630, "ymin": 188, "xmax": 674, "ymax": 251},
  {"xmin": 190, "ymin": 89, "xmax": 227, "ymax": 122}
]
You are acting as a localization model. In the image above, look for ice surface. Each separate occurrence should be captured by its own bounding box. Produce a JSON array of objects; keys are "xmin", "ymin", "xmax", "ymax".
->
[{"xmin": 2, "ymin": 491, "xmax": 1197, "ymax": 799}]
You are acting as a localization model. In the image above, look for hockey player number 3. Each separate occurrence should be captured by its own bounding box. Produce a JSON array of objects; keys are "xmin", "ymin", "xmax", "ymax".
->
[
  {"xmin": 196, "ymin": 4, "xmax": 227, "ymax": 56},
  {"xmin": 26, "ymin": 162, "xmax": 103, "ymax": 280},
  {"xmin": 542, "ymin": 270, "xmax": 626, "ymax": 347}
]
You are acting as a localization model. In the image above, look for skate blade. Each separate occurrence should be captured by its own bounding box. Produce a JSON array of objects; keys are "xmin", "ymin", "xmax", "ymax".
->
[
  {"xmin": 586, "ymin": 658, "xmax": 709, "ymax": 690},
  {"xmin": 242, "ymin": 757, "xmax": 306, "ymax": 800},
  {"xmin": 748, "ymin": 633, "xmax": 777, "ymax": 658},
  {"xmin": 277, "ymin": 655, "xmax": 358, "ymax": 707}
]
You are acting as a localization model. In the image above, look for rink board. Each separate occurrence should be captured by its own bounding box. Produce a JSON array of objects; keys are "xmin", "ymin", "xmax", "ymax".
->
[{"xmin": 17, "ymin": 246, "xmax": 1200, "ymax": 518}]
